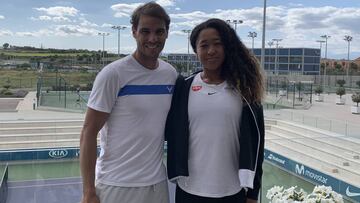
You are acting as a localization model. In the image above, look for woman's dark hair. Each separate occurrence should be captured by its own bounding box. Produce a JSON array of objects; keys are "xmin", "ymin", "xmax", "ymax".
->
[
  {"xmin": 190, "ymin": 18, "xmax": 264, "ymax": 103},
  {"xmin": 131, "ymin": 1, "xmax": 170, "ymax": 31}
]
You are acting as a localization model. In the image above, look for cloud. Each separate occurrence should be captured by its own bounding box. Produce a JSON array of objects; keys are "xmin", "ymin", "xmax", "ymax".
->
[
  {"xmin": 111, "ymin": 1, "xmax": 175, "ymax": 18},
  {"xmin": 169, "ymin": 30, "xmax": 187, "ymax": 36},
  {"xmin": 0, "ymin": 30, "xmax": 13, "ymax": 36},
  {"xmin": 79, "ymin": 17, "xmax": 98, "ymax": 27},
  {"xmin": 31, "ymin": 15, "xmax": 72, "ymax": 22},
  {"xmin": 156, "ymin": 0, "xmax": 175, "ymax": 7},
  {"xmin": 54, "ymin": 25, "xmax": 100, "ymax": 36},
  {"xmin": 111, "ymin": 3, "xmax": 143, "ymax": 18},
  {"xmin": 35, "ymin": 6, "xmax": 79, "ymax": 17},
  {"xmin": 0, "ymin": 15, "xmax": 4, "ymax": 20},
  {"xmin": 175, "ymin": 7, "xmax": 181, "ymax": 11},
  {"xmin": 101, "ymin": 23, "xmax": 113, "ymax": 28},
  {"xmin": 15, "ymin": 29, "xmax": 54, "ymax": 37}
]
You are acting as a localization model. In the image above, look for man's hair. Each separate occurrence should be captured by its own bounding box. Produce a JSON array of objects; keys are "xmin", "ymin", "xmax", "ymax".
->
[{"xmin": 131, "ymin": 1, "xmax": 170, "ymax": 31}]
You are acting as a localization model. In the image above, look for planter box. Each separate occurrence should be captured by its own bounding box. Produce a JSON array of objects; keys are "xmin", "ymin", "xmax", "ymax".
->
[
  {"xmin": 279, "ymin": 90, "xmax": 287, "ymax": 96},
  {"xmin": 336, "ymin": 97, "xmax": 346, "ymax": 105},
  {"xmin": 315, "ymin": 95, "xmax": 324, "ymax": 102},
  {"xmin": 351, "ymin": 106, "xmax": 360, "ymax": 114}
]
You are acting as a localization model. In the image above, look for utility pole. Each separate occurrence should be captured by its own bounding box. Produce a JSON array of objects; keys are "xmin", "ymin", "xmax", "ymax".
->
[
  {"xmin": 111, "ymin": 26, "xmax": 127, "ymax": 57},
  {"xmin": 316, "ymin": 40, "xmax": 325, "ymax": 76},
  {"xmin": 248, "ymin": 31, "xmax": 257, "ymax": 51},
  {"xmin": 272, "ymin": 39, "xmax": 282, "ymax": 75},
  {"xmin": 320, "ymin": 35, "xmax": 330, "ymax": 87},
  {"xmin": 98, "ymin": 32, "xmax": 110, "ymax": 68},
  {"xmin": 344, "ymin": 35, "xmax": 353, "ymax": 77},
  {"xmin": 226, "ymin": 20, "xmax": 243, "ymax": 33},
  {"xmin": 182, "ymin": 29, "xmax": 191, "ymax": 75}
]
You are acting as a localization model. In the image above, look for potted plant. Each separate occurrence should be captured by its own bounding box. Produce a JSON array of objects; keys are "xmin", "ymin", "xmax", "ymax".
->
[
  {"xmin": 314, "ymin": 86, "xmax": 324, "ymax": 102},
  {"xmin": 336, "ymin": 87, "xmax": 346, "ymax": 105},
  {"xmin": 351, "ymin": 93, "xmax": 360, "ymax": 114},
  {"xmin": 279, "ymin": 81, "xmax": 287, "ymax": 96}
]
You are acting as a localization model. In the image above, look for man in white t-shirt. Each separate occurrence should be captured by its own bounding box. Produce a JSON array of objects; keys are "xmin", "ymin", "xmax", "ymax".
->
[{"xmin": 80, "ymin": 2, "xmax": 177, "ymax": 203}]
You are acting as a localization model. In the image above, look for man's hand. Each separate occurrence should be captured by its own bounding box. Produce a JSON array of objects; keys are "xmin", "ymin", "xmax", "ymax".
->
[{"xmin": 81, "ymin": 192, "xmax": 100, "ymax": 203}]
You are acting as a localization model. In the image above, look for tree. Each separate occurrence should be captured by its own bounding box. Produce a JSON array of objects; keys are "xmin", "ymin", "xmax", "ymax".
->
[
  {"xmin": 350, "ymin": 62, "xmax": 358, "ymax": 73},
  {"xmin": 352, "ymin": 93, "xmax": 360, "ymax": 107},
  {"xmin": 2, "ymin": 43, "xmax": 9, "ymax": 49},
  {"xmin": 314, "ymin": 86, "xmax": 323, "ymax": 95},
  {"xmin": 336, "ymin": 87, "xmax": 346, "ymax": 99}
]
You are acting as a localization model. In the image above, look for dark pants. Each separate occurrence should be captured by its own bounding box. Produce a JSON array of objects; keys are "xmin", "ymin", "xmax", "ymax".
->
[{"xmin": 175, "ymin": 185, "xmax": 246, "ymax": 203}]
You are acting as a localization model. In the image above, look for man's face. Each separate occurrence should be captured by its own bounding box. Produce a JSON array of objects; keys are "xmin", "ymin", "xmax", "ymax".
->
[{"xmin": 132, "ymin": 15, "xmax": 168, "ymax": 62}]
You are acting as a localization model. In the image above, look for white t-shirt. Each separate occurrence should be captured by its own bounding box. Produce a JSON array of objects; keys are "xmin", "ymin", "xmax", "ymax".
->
[
  {"xmin": 87, "ymin": 55, "xmax": 177, "ymax": 187},
  {"xmin": 177, "ymin": 73, "xmax": 243, "ymax": 197}
]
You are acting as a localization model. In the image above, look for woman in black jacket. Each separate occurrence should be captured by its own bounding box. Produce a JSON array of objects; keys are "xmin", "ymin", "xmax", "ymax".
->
[{"xmin": 166, "ymin": 18, "xmax": 265, "ymax": 203}]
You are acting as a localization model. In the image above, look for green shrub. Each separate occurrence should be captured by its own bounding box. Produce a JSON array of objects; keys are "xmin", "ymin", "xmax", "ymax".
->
[
  {"xmin": 314, "ymin": 86, "xmax": 323, "ymax": 95},
  {"xmin": 336, "ymin": 87, "xmax": 346, "ymax": 98},
  {"xmin": 352, "ymin": 93, "xmax": 360, "ymax": 107}
]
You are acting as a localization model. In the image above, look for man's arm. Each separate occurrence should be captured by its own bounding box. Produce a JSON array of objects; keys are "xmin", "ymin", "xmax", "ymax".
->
[{"xmin": 80, "ymin": 108, "xmax": 109, "ymax": 203}]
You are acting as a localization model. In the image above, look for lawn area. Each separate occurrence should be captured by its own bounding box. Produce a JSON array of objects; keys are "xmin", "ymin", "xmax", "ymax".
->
[{"xmin": 0, "ymin": 69, "xmax": 96, "ymax": 89}]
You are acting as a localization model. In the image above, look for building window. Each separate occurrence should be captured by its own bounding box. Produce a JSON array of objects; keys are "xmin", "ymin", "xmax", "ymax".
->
[
  {"xmin": 304, "ymin": 57, "xmax": 320, "ymax": 64},
  {"xmin": 279, "ymin": 57, "xmax": 289, "ymax": 63},
  {"xmin": 290, "ymin": 56, "xmax": 302, "ymax": 63},
  {"xmin": 278, "ymin": 48, "xmax": 289, "ymax": 55},
  {"xmin": 265, "ymin": 49, "xmax": 276, "ymax": 55},
  {"xmin": 290, "ymin": 48, "xmax": 303, "ymax": 55},
  {"xmin": 289, "ymin": 64, "xmax": 302, "ymax": 71},
  {"xmin": 279, "ymin": 64, "xmax": 288, "ymax": 70},
  {"xmin": 304, "ymin": 49, "xmax": 320, "ymax": 56}
]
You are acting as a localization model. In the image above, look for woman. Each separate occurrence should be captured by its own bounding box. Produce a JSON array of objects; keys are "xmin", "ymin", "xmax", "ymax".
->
[{"xmin": 166, "ymin": 18, "xmax": 265, "ymax": 203}]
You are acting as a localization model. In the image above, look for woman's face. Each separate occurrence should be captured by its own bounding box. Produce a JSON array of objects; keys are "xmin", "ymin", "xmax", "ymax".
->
[{"xmin": 195, "ymin": 28, "xmax": 225, "ymax": 72}]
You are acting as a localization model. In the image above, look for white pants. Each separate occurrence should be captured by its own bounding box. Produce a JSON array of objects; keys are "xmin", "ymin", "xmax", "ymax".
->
[{"xmin": 95, "ymin": 180, "xmax": 169, "ymax": 203}]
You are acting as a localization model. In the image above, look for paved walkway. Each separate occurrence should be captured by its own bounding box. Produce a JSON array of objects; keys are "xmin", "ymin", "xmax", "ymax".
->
[{"xmin": 265, "ymin": 93, "xmax": 360, "ymax": 137}]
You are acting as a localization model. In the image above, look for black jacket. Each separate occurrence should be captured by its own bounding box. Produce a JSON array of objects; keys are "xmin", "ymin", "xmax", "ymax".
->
[{"xmin": 165, "ymin": 74, "xmax": 265, "ymax": 200}]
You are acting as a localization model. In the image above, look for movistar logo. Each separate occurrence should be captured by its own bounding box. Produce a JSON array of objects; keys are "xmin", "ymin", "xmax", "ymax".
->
[
  {"xmin": 49, "ymin": 149, "xmax": 68, "ymax": 159},
  {"xmin": 346, "ymin": 186, "xmax": 360, "ymax": 197},
  {"xmin": 295, "ymin": 164, "xmax": 305, "ymax": 175}
]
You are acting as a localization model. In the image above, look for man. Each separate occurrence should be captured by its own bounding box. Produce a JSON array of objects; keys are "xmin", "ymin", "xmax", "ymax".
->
[{"xmin": 80, "ymin": 2, "xmax": 177, "ymax": 203}]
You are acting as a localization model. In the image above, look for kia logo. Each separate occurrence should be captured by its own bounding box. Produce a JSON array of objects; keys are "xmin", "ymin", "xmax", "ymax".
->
[{"xmin": 49, "ymin": 149, "xmax": 68, "ymax": 159}]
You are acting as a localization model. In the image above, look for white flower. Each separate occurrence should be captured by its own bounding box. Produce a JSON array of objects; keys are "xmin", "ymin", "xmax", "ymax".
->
[{"xmin": 267, "ymin": 185, "xmax": 343, "ymax": 203}]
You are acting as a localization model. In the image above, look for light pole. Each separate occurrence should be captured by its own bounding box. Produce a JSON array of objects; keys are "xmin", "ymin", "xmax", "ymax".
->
[
  {"xmin": 182, "ymin": 29, "xmax": 191, "ymax": 75},
  {"xmin": 248, "ymin": 31, "xmax": 257, "ymax": 51},
  {"xmin": 98, "ymin": 32, "xmax": 109, "ymax": 68},
  {"xmin": 111, "ymin": 26, "xmax": 127, "ymax": 57},
  {"xmin": 316, "ymin": 40, "xmax": 325, "ymax": 76},
  {"xmin": 344, "ymin": 35, "xmax": 353, "ymax": 77},
  {"xmin": 226, "ymin": 20, "xmax": 243, "ymax": 32},
  {"xmin": 261, "ymin": 0, "xmax": 267, "ymax": 71},
  {"xmin": 320, "ymin": 35, "xmax": 330, "ymax": 87},
  {"xmin": 267, "ymin": 41, "xmax": 274, "ymax": 70},
  {"xmin": 272, "ymin": 38, "xmax": 282, "ymax": 75}
]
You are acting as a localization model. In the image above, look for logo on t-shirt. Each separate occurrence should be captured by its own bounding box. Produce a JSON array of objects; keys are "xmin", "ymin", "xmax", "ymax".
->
[{"xmin": 192, "ymin": 85, "xmax": 202, "ymax": 91}]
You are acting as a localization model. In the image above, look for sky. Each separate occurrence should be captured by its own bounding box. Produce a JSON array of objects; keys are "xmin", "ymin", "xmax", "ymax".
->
[{"xmin": 0, "ymin": 0, "xmax": 360, "ymax": 59}]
